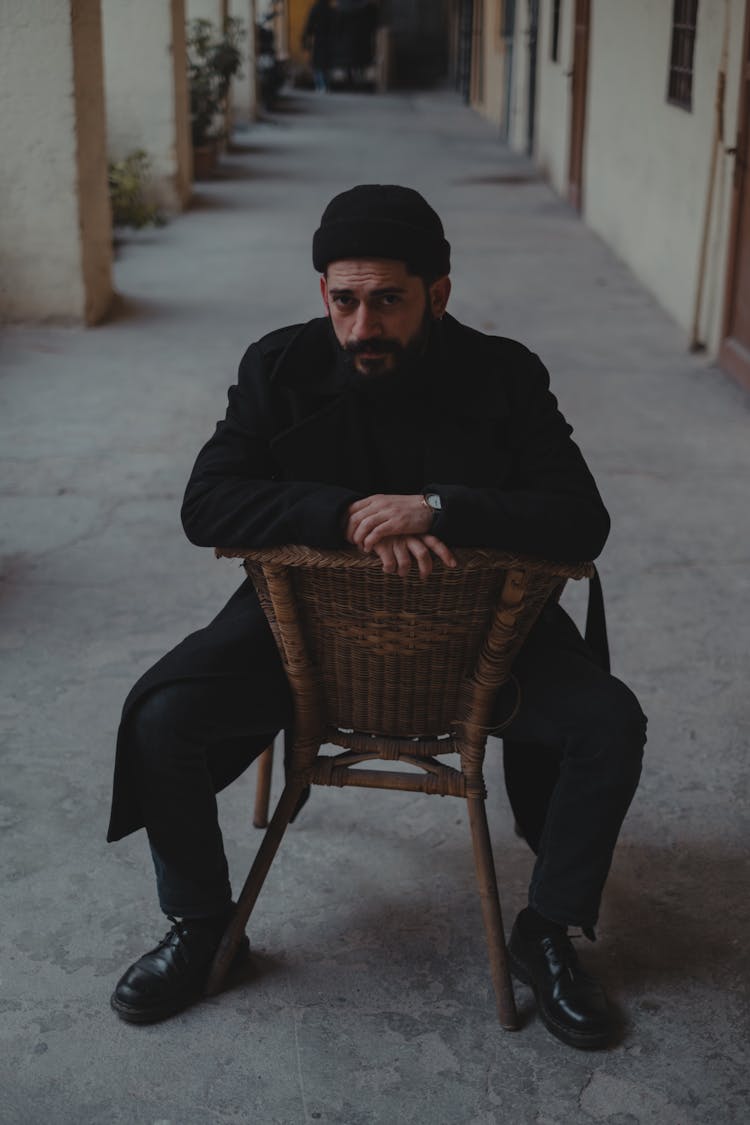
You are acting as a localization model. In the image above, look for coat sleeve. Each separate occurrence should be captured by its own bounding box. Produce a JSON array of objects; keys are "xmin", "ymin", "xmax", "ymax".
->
[
  {"xmin": 427, "ymin": 352, "xmax": 610, "ymax": 562},
  {"xmin": 181, "ymin": 343, "xmax": 360, "ymax": 549}
]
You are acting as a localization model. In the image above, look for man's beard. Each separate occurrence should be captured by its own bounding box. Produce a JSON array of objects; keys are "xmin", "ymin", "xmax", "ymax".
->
[{"xmin": 341, "ymin": 309, "xmax": 433, "ymax": 381}]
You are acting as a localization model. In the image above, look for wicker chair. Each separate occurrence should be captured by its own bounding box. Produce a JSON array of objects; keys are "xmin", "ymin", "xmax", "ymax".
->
[{"xmin": 205, "ymin": 546, "xmax": 592, "ymax": 1028}]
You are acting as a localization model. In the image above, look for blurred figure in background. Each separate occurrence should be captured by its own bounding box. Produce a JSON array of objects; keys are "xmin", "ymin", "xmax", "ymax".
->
[
  {"xmin": 332, "ymin": 0, "xmax": 380, "ymax": 90},
  {"xmin": 303, "ymin": 0, "xmax": 338, "ymax": 92},
  {"xmin": 345, "ymin": 0, "xmax": 379, "ymax": 88}
]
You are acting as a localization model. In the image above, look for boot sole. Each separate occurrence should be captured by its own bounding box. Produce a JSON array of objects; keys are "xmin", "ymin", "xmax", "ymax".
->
[
  {"xmin": 110, "ymin": 987, "xmax": 200, "ymax": 1025},
  {"xmin": 508, "ymin": 948, "xmax": 611, "ymax": 1050}
]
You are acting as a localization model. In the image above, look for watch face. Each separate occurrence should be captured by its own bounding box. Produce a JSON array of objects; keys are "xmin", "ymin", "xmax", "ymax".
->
[{"xmin": 426, "ymin": 493, "xmax": 442, "ymax": 511}]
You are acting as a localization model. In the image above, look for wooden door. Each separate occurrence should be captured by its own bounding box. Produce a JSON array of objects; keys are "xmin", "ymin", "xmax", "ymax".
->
[
  {"xmin": 457, "ymin": 0, "xmax": 474, "ymax": 101},
  {"xmin": 527, "ymin": 0, "xmax": 540, "ymax": 155},
  {"xmin": 720, "ymin": 1, "xmax": 750, "ymax": 390},
  {"xmin": 567, "ymin": 0, "xmax": 591, "ymax": 211},
  {"xmin": 501, "ymin": 0, "xmax": 516, "ymax": 141}
]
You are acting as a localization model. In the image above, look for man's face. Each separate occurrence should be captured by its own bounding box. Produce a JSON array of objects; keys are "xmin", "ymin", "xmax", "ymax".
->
[{"xmin": 321, "ymin": 258, "xmax": 450, "ymax": 377}]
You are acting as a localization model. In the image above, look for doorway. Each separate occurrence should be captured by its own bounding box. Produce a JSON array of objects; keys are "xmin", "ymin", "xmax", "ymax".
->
[
  {"xmin": 526, "ymin": 0, "xmax": 539, "ymax": 155},
  {"xmin": 720, "ymin": 0, "xmax": 750, "ymax": 390}
]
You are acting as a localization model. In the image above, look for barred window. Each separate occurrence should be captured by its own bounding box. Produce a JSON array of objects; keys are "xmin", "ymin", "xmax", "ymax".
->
[
  {"xmin": 550, "ymin": 0, "xmax": 562, "ymax": 62},
  {"xmin": 667, "ymin": 0, "xmax": 699, "ymax": 110}
]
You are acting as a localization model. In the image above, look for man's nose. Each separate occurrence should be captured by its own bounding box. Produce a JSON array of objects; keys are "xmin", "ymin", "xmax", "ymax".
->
[{"xmin": 350, "ymin": 303, "xmax": 382, "ymax": 340}]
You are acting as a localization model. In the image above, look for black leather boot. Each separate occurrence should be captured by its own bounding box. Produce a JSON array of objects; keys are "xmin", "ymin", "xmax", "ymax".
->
[
  {"xmin": 111, "ymin": 913, "xmax": 249, "ymax": 1024},
  {"xmin": 508, "ymin": 908, "xmax": 613, "ymax": 1048}
]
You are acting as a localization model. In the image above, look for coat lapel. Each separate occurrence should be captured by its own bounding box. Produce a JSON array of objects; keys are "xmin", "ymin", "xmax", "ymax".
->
[
  {"xmin": 423, "ymin": 316, "xmax": 513, "ymax": 487},
  {"xmin": 268, "ymin": 318, "xmax": 375, "ymax": 488}
]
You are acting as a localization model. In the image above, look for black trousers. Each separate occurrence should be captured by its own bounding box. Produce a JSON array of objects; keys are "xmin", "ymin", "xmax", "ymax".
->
[{"xmin": 127, "ymin": 614, "xmax": 646, "ymax": 930}]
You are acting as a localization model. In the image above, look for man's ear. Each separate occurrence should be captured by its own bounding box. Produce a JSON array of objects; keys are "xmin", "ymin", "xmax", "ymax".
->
[
  {"xmin": 320, "ymin": 275, "xmax": 330, "ymax": 316},
  {"xmin": 429, "ymin": 276, "xmax": 451, "ymax": 320}
]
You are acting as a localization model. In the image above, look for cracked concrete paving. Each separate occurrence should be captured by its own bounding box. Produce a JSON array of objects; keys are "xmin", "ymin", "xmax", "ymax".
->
[{"xmin": 1, "ymin": 89, "xmax": 749, "ymax": 1125}]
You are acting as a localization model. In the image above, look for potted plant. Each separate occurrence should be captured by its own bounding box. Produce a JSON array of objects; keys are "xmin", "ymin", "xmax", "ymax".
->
[
  {"xmin": 108, "ymin": 150, "xmax": 166, "ymax": 232},
  {"xmin": 187, "ymin": 17, "xmax": 244, "ymax": 179}
]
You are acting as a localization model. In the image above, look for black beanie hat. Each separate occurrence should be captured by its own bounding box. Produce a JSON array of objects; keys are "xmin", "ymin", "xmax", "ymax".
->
[{"xmin": 312, "ymin": 184, "xmax": 451, "ymax": 278}]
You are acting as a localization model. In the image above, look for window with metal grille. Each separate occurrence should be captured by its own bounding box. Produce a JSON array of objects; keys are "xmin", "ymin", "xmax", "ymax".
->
[
  {"xmin": 667, "ymin": 0, "xmax": 699, "ymax": 110},
  {"xmin": 550, "ymin": 0, "xmax": 562, "ymax": 62}
]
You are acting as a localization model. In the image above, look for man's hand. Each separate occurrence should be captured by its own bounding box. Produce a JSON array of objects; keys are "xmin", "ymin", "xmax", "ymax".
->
[
  {"xmin": 370, "ymin": 534, "xmax": 457, "ymax": 579},
  {"xmin": 345, "ymin": 493, "xmax": 434, "ymax": 552}
]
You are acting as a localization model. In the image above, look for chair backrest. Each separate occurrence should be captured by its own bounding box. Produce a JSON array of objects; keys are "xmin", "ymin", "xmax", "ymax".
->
[{"xmin": 217, "ymin": 546, "xmax": 592, "ymax": 746}]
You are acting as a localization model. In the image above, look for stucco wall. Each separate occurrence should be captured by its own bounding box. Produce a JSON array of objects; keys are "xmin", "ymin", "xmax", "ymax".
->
[
  {"xmin": 288, "ymin": 0, "xmax": 311, "ymax": 66},
  {"xmin": 529, "ymin": 0, "xmax": 745, "ymax": 354},
  {"xmin": 103, "ymin": 0, "xmax": 191, "ymax": 212},
  {"xmin": 582, "ymin": 0, "xmax": 744, "ymax": 352},
  {"xmin": 230, "ymin": 0, "xmax": 256, "ymax": 122},
  {"xmin": 187, "ymin": 0, "xmax": 222, "ymax": 22},
  {"xmin": 0, "ymin": 0, "xmax": 112, "ymax": 323}
]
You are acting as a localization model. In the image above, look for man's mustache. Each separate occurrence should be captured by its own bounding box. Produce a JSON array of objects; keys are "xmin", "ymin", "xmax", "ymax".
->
[{"xmin": 344, "ymin": 338, "xmax": 402, "ymax": 356}]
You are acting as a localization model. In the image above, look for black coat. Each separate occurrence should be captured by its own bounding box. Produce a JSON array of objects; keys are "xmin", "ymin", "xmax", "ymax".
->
[{"xmin": 107, "ymin": 314, "xmax": 609, "ymax": 841}]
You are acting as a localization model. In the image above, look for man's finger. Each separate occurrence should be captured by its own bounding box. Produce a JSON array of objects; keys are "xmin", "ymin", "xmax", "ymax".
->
[
  {"xmin": 348, "ymin": 495, "xmax": 385, "ymax": 516},
  {"xmin": 344, "ymin": 515, "xmax": 360, "ymax": 544},
  {"xmin": 374, "ymin": 540, "xmax": 397, "ymax": 574},
  {"xmin": 392, "ymin": 538, "xmax": 412, "ymax": 578},
  {"xmin": 362, "ymin": 519, "xmax": 402, "ymax": 551},
  {"xmin": 406, "ymin": 536, "xmax": 432, "ymax": 579},
  {"xmin": 355, "ymin": 513, "xmax": 392, "ymax": 547},
  {"xmin": 423, "ymin": 534, "xmax": 458, "ymax": 568}
]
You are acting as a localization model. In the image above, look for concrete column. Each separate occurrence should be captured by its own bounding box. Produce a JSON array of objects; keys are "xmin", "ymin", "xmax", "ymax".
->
[
  {"xmin": 0, "ymin": 0, "xmax": 113, "ymax": 324},
  {"xmin": 102, "ymin": 0, "xmax": 192, "ymax": 213},
  {"xmin": 171, "ymin": 1, "xmax": 193, "ymax": 203}
]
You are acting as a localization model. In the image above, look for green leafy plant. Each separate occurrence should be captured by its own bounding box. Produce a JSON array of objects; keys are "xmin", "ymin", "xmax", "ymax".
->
[
  {"xmin": 108, "ymin": 150, "xmax": 165, "ymax": 229},
  {"xmin": 187, "ymin": 17, "xmax": 244, "ymax": 147}
]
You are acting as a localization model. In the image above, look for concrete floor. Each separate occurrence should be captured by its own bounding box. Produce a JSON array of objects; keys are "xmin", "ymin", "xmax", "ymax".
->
[{"xmin": 1, "ymin": 89, "xmax": 749, "ymax": 1125}]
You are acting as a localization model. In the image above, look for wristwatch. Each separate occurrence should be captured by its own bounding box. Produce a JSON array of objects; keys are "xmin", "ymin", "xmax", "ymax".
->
[{"xmin": 422, "ymin": 492, "xmax": 443, "ymax": 515}]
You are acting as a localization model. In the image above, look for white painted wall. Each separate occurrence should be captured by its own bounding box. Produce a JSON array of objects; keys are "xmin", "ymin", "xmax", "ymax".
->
[
  {"xmin": 528, "ymin": 0, "xmax": 745, "ymax": 354},
  {"xmin": 582, "ymin": 0, "xmax": 744, "ymax": 352},
  {"xmin": 187, "ymin": 0, "xmax": 222, "ymax": 22},
  {"xmin": 102, "ymin": 0, "xmax": 191, "ymax": 212},
  {"xmin": 534, "ymin": 0, "xmax": 574, "ymax": 195},
  {"xmin": 0, "ymin": 0, "xmax": 113, "ymax": 323}
]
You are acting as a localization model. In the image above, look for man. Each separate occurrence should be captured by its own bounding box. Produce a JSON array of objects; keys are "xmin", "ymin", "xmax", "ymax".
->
[{"xmin": 108, "ymin": 185, "xmax": 646, "ymax": 1047}]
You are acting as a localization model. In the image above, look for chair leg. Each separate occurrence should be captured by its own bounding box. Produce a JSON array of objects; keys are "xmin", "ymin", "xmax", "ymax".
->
[
  {"xmin": 253, "ymin": 743, "xmax": 274, "ymax": 828},
  {"xmin": 205, "ymin": 779, "xmax": 307, "ymax": 997},
  {"xmin": 466, "ymin": 795, "xmax": 519, "ymax": 1030}
]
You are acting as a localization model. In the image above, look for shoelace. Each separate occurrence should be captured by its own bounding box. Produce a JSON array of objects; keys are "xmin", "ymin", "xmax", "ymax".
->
[
  {"xmin": 159, "ymin": 916, "xmax": 189, "ymax": 948},
  {"xmin": 536, "ymin": 930, "xmax": 582, "ymax": 983}
]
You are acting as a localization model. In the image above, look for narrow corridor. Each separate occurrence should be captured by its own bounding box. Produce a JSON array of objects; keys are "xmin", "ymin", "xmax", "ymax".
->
[{"xmin": 1, "ymin": 89, "xmax": 748, "ymax": 1124}]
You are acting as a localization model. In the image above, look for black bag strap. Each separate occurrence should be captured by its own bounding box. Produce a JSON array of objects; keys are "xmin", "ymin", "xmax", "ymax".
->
[{"xmin": 584, "ymin": 565, "xmax": 610, "ymax": 673}]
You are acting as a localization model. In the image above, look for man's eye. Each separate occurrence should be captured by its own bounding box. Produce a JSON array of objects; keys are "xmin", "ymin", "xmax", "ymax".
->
[
  {"xmin": 380, "ymin": 295, "xmax": 401, "ymax": 307},
  {"xmin": 333, "ymin": 296, "xmax": 355, "ymax": 309}
]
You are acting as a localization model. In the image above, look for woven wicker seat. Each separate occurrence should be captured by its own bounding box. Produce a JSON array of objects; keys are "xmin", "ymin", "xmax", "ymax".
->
[{"xmin": 205, "ymin": 545, "xmax": 592, "ymax": 1028}]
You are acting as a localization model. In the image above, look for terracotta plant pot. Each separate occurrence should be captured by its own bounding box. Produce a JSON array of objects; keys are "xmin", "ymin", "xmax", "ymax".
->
[{"xmin": 192, "ymin": 140, "xmax": 219, "ymax": 180}]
